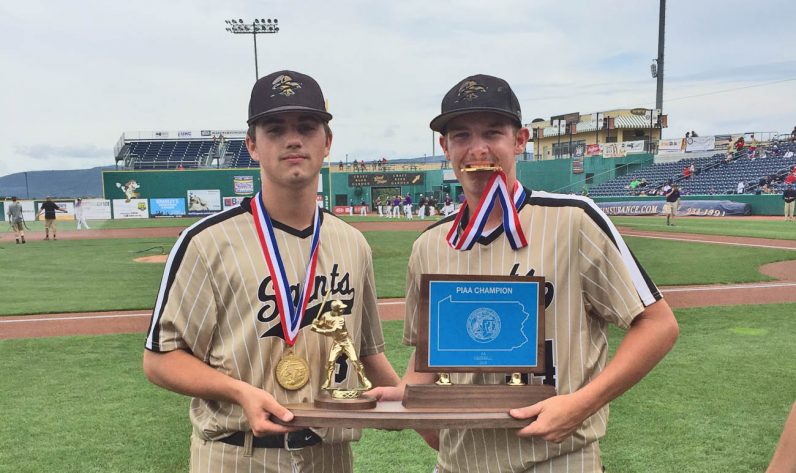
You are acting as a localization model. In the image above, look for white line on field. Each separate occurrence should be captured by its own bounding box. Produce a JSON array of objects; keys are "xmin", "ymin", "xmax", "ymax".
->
[
  {"xmin": 0, "ymin": 313, "xmax": 152, "ymax": 323},
  {"xmin": 621, "ymin": 232, "xmax": 796, "ymax": 250},
  {"xmin": 662, "ymin": 282, "xmax": 796, "ymax": 292}
]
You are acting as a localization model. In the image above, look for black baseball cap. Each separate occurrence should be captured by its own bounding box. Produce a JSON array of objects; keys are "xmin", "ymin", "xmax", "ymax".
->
[
  {"xmin": 247, "ymin": 70, "xmax": 332, "ymax": 125},
  {"xmin": 430, "ymin": 74, "xmax": 522, "ymax": 133}
]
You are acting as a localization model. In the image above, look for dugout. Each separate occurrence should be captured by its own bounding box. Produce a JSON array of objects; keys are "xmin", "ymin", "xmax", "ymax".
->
[{"xmin": 328, "ymin": 169, "xmax": 445, "ymax": 209}]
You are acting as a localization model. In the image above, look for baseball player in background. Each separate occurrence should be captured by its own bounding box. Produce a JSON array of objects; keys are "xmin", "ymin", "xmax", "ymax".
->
[
  {"xmin": 74, "ymin": 198, "xmax": 90, "ymax": 230},
  {"xmin": 6, "ymin": 196, "xmax": 26, "ymax": 244},
  {"xmin": 369, "ymin": 74, "xmax": 679, "ymax": 472},
  {"xmin": 143, "ymin": 70, "xmax": 399, "ymax": 473}
]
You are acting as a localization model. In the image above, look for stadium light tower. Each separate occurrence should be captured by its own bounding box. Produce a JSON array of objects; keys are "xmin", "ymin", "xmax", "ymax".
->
[
  {"xmin": 654, "ymin": 0, "xmax": 666, "ymax": 112},
  {"xmin": 225, "ymin": 18, "xmax": 280, "ymax": 81}
]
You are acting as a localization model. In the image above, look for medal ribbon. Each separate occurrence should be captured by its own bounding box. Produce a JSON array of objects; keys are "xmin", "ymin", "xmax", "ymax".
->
[
  {"xmin": 446, "ymin": 170, "xmax": 527, "ymax": 251},
  {"xmin": 251, "ymin": 192, "xmax": 321, "ymax": 346}
]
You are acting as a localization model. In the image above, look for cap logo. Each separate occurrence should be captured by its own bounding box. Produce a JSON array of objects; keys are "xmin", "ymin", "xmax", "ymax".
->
[
  {"xmin": 456, "ymin": 80, "xmax": 487, "ymax": 102},
  {"xmin": 271, "ymin": 74, "xmax": 302, "ymax": 97}
]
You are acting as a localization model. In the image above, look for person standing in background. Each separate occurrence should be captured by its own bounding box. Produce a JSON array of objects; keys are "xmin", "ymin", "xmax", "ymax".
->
[
  {"xmin": 6, "ymin": 196, "xmax": 26, "ymax": 244},
  {"xmin": 75, "ymin": 198, "xmax": 90, "ymax": 230},
  {"xmin": 664, "ymin": 185, "xmax": 681, "ymax": 226},
  {"xmin": 783, "ymin": 184, "xmax": 796, "ymax": 222},
  {"xmin": 37, "ymin": 196, "xmax": 66, "ymax": 240}
]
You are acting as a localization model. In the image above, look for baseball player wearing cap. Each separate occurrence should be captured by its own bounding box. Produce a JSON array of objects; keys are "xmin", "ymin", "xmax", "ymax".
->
[
  {"xmin": 143, "ymin": 70, "xmax": 399, "ymax": 473},
  {"xmin": 37, "ymin": 196, "xmax": 67, "ymax": 240},
  {"xmin": 370, "ymin": 74, "xmax": 679, "ymax": 472}
]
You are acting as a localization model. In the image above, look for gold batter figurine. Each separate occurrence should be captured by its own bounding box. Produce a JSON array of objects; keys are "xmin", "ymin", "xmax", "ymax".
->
[{"xmin": 311, "ymin": 300, "xmax": 372, "ymax": 394}]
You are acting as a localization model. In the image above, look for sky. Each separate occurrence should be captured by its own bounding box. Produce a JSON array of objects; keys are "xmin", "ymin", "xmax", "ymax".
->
[{"xmin": 2, "ymin": 0, "xmax": 795, "ymax": 176}]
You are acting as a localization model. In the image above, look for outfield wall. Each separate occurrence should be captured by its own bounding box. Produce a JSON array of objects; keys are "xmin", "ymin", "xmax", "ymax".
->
[
  {"xmin": 92, "ymin": 165, "xmax": 786, "ymax": 218},
  {"xmin": 591, "ymin": 194, "xmax": 787, "ymax": 216}
]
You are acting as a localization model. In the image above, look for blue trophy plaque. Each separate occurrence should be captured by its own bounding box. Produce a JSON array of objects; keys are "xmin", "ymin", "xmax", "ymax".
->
[{"xmin": 416, "ymin": 274, "xmax": 546, "ymax": 374}]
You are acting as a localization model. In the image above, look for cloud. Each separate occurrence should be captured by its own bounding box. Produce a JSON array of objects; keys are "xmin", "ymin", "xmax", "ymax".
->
[
  {"xmin": 15, "ymin": 144, "xmax": 111, "ymax": 161},
  {"xmin": 1, "ymin": 0, "xmax": 796, "ymax": 176}
]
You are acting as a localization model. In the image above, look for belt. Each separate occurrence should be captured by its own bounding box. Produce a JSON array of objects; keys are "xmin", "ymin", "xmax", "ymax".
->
[{"xmin": 219, "ymin": 429, "xmax": 322, "ymax": 451}]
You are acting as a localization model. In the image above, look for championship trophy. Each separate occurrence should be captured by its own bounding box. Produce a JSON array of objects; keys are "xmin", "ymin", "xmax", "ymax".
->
[
  {"xmin": 402, "ymin": 274, "xmax": 556, "ymax": 418},
  {"xmin": 278, "ymin": 275, "xmax": 555, "ymax": 430},
  {"xmin": 310, "ymin": 299, "xmax": 377, "ymax": 410}
]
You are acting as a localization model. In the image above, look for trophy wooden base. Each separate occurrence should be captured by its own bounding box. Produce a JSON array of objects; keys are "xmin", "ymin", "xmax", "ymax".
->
[
  {"xmin": 279, "ymin": 401, "xmax": 531, "ymax": 430},
  {"xmin": 314, "ymin": 391, "xmax": 377, "ymax": 410},
  {"xmin": 403, "ymin": 384, "xmax": 556, "ymax": 409},
  {"xmin": 278, "ymin": 385, "xmax": 556, "ymax": 430}
]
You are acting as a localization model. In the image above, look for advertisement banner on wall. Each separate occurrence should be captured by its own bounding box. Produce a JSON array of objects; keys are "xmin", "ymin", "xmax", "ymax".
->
[
  {"xmin": 113, "ymin": 199, "xmax": 149, "ymax": 219},
  {"xmin": 685, "ymin": 136, "xmax": 715, "ymax": 152},
  {"xmin": 150, "ymin": 198, "xmax": 187, "ymax": 217},
  {"xmin": 187, "ymin": 189, "xmax": 221, "ymax": 215},
  {"xmin": 585, "ymin": 144, "xmax": 602, "ymax": 156},
  {"xmin": 333, "ymin": 205, "xmax": 368, "ymax": 215},
  {"xmin": 233, "ymin": 176, "xmax": 255, "ymax": 195},
  {"xmin": 596, "ymin": 200, "xmax": 750, "ymax": 216},
  {"xmin": 602, "ymin": 143, "xmax": 626, "ymax": 158},
  {"xmin": 223, "ymin": 196, "xmax": 245, "ymax": 211},
  {"xmin": 658, "ymin": 139, "xmax": 685, "ymax": 153},
  {"xmin": 82, "ymin": 199, "xmax": 112, "ymax": 220},
  {"xmin": 572, "ymin": 156, "xmax": 583, "ymax": 174},
  {"xmin": 348, "ymin": 172, "xmax": 424, "ymax": 187},
  {"xmin": 620, "ymin": 140, "xmax": 646, "ymax": 154}
]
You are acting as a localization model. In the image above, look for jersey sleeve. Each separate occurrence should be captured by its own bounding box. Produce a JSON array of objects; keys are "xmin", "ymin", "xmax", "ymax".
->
[
  {"xmin": 402, "ymin": 241, "xmax": 422, "ymax": 346},
  {"xmin": 358, "ymin": 244, "xmax": 385, "ymax": 357},
  {"xmin": 145, "ymin": 233, "xmax": 219, "ymax": 357},
  {"xmin": 578, "ymin": 210, "xmax": 660, "ymax": 329}
]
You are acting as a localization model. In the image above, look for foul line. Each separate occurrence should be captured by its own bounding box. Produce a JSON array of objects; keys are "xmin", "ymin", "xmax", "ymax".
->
[
  {"xmin": 621, "ymin": 232, "xmax": 796, "ymax": 251},
  {"xmin": 663, "ymin": 282, "xmax": 796, "ymax": 292},
  {"xmin": 0, "ymin": 313, "xmax": 151, "ymax": 324}
]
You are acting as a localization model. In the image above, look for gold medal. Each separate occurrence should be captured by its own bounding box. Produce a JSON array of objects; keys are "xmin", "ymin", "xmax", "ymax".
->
[
  {"xmin": 275, "ymin": 349, "xmax": 310, "ymax": 391},
  {"xmin": 461, "ymin": 163, "xmax": 502, "ymax": 173}
]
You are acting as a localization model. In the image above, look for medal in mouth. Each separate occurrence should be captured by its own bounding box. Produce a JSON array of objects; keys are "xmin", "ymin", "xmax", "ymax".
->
[{"xmin": 461, "ymin": 162, "xmax": 502, "ymax": 173}]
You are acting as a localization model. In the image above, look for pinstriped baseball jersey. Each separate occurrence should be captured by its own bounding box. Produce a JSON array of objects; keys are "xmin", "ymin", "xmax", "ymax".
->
[
  {"xmin": 145, "ymin": 198, "xmax": 385, "ymax": 447},
  {"xmin": 404, "ymin": 188, "xmax": 661, "ymax": 473}
]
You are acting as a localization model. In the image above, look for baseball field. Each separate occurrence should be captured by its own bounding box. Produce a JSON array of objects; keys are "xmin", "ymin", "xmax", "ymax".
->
[{"xmin": 1, "ymin": 215, "xmax": 795, "ymax": 472}]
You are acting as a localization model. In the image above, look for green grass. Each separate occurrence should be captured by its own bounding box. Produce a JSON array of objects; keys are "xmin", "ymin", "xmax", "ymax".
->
[
  {"xmin": 2, "ymin": 232, "xmax": 795, "ymax": 315},
  {"xmin": 610, "ymin": 216, "xmax": 796, "ymax": 240},
  {"xmin": 625, "ymin": 236, "xmax": 796, "ymax": 285},
  {"xmin": 0, "ymin": 238, "xmax": 173, "ymax": 315},
  {"xmin": 602, "ymin": 304, "xmax": 796, "ymax": 472},
  {"xmin": 363, "ymin": 231, "xmax": 420, "ymax": 298},
  {"xmin": 1, "ymin": 306, "xmax": 793, "ymax": 472}
]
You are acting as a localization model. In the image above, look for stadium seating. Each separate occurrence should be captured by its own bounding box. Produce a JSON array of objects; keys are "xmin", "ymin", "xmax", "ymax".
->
[
  {"xmin": 221, "ymin": 140, "xmax": 257, "ymax": 168},
  {"xmin": 122, "ymin": 139, "xmax": 258, "ymax": 169},
  {"xmin": 589, "ymin": 141, "xmax": 796, "ymax": 197}
]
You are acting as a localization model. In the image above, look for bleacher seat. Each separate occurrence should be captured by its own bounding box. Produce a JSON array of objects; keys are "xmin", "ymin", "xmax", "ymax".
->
[{"xmin": 589, "ymin": 141, "xmax": 796, "ymax": 197}]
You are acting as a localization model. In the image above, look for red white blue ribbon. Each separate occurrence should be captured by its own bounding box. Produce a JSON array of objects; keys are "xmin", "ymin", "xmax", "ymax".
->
[
  {"xmin": 251, "ymin": 192, "xmax": 321, "ymax": 346},
  {"xmin": 446, "ymin": 170, "xmax": 527, "ymax": 251}
]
